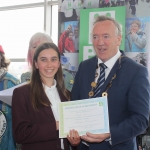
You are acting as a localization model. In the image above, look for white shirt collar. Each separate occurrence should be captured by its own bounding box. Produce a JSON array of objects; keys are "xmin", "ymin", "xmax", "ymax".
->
[
  {"xmin": 43, "ymin": 79, "xmax": 57, "ymax": 92},
  {"xmin": 98, "ymin": 50, "xmax": 121, "ymax": 70}
]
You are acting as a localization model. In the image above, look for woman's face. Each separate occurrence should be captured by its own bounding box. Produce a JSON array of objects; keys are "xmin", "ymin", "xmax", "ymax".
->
[
  {"xmin": 131, "ymin": 23, "xmax": 140, "ymax": 33},
  {"xmin": 35, "ymin": 48, "xmax": 60, "ymax": 85},
  {"xmin": 30, "ymin": 41, "xmax": 43, "ymax": 62},
  {"xmin": 69, "ymin": 33, "xmax": 73, "ymax": 39}
]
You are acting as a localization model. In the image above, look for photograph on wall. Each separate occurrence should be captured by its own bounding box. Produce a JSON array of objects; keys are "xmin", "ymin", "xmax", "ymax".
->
[
  {"xmin": 61, "ymin": 53, "xmax": 78, "ymax": 91},
  {"xmin": 58, "ymin": 21, "xmax": 79, "ymax": 54},
  {"xmin": 125, "ymin": 17, "xmax": 148, "ymax": 53},
  {"xmin": 58, "ymin": 19, "xmax": 79, "ymax": 91},
  {"xmin": 126, "ymin": 0, "xmax": 150, "ymax": 18},
  {"xmin": 124, "ymin": 17, "xmax": 150, "ymax": 72},
  {"xmin": 125, "ymin": 52, "xmax": 147, "ymax": 66}
]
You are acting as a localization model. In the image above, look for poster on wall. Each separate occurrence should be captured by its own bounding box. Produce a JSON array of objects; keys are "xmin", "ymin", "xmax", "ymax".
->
[
  {"xmin": 79, "ymin": 6, "xmax": 126, "ymax": 62},
  {"xmin": 58, "ymin": 0, "xmax": 81, "ymax": 91},
  {"xmin": 125, "ymin": 17, "xmax": 150, "ymax": 67},
  {"xmin": 58, "ymin": 0, "xmax": 150, "ymax": 90},
  {"xmin": 125, "ymin": 0, "xmax": 150, "ymax": 75}
]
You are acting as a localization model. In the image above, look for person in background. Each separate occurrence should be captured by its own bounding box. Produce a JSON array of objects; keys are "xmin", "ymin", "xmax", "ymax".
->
[
  {"xmin": 125, "ymin": 20, "xmax": 146, "ymax": 52},
  {"xmin": 21, "ymin": 32, "xmax": 74, "ymax": 92},
  {"xmin": 71, "ymin": 15, "xmax": 150, "ymax": 150},
  {"xmin": 21, "ymin": 32, "xmax": 53, "ymax": 83},
  {"xmin": 83, "ymin": 0, "xmax": 99, "ymax": 8},
  {"xmin": 73, "ymin": 0, "xmax": 84, "ymax": 20},
  {"xmin": 129, "ymin": 0, "xmax": 138, "ymax": 16},
  {"xmin": 58, "ymin": 25, "xmax": 72, "ymax": 54},
  {"xmin": 12, "ymin": 42, "xmax": 80, "ymax": 150},
  {"xmin": 0, "ymin": 45, "xmax": 20, "ymax": 150},
  {"xmin": 111, "ymin": 0, "xmax": 117, "ymax": 7},
  {"xmin": 27, "ymin": 32, "xmax": 53, "ymax": 68},
  {"xmin": 60, "ymin": 0, "xmax": 74, "ymax": 18},
  {"xmin": 65, "ymin": 31, "xmax": 75, "ymax": 53},
  {"xmin": 104, "ymin": 0, "xmax": 110, "ymax": 7},
  {"xmin": 73, "ymin": 27, "xmax": 79, "ymax": 52}
]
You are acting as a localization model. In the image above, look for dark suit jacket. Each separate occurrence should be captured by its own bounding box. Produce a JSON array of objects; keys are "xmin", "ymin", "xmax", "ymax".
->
[
  {"xmin": 71, "ymin": 51, "xmax": 150, "ymax": 150},
  {"xmin": 12, "ymin": 84, "xmax": 70, "ymax": 150}
]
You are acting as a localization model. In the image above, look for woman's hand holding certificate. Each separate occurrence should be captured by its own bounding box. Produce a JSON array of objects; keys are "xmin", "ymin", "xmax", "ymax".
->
[{"xmin": 67, "ymin": 129, "xmax": 81, "ymax": 146}]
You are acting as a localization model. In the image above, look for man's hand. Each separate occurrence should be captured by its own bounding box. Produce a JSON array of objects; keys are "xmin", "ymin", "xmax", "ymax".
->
[
  {"xmin": 67, "ymin": 129, "xmax": 81, "ymax": 146},
  {"xmin": 81, "ymin": 132, "xmax": 110, "ymax": 143}
]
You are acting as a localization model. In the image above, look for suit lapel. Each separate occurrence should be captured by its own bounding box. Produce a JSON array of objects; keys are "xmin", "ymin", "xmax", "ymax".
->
[{"xmin": 87, "ymin": 57, "xmax": 98, "ymax": 94}]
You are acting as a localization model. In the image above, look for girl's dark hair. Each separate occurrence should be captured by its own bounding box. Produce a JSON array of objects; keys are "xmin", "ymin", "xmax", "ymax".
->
[{"xmin": 30, "ymin": 42, "xmax": 70, "ymax": 111}]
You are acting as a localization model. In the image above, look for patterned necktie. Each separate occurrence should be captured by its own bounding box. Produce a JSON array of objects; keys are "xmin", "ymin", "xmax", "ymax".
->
[{"xmin": 93, "ymin": 63, "xmax": 107, "ymax": 98}]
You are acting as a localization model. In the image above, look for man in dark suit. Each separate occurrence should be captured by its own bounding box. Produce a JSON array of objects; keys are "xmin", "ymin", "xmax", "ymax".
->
[{"xmin": 71, "ymin": 15, "xmax": 150, "ymax": 150}]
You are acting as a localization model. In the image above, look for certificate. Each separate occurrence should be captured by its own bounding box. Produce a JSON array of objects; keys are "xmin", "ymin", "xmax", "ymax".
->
[
  {"xmin": 0, "ymin": 83, "xmax": 26, "ymax": 106},
  {"xmin": 59, "ymin": 96, "xmax": 110, "ymax": 138}
]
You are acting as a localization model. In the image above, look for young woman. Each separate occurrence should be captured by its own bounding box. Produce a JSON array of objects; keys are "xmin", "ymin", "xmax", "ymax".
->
[{"xmin": 12, "ymin": 42, "xmax": 80, "ymax": 150}]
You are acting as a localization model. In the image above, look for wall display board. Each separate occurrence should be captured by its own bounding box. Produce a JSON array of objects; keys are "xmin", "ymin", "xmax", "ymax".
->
[{"xmin": 58, "ymin": 0, "xmax": 150, "ymax": 90}]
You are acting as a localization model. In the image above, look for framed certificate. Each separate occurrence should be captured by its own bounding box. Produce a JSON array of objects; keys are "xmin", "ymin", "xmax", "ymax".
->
[{"xmin": 59, "ymin": 96, "xmax": 110, "ymax": 138}]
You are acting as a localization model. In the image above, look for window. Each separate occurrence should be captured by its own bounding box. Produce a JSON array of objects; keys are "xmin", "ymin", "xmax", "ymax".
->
[
  {"xmin": 0, "ymin": 0, "xmax": 44, "ymax": 7},
  {"xmin": 0, "ymin": 7, "xmax": 44, "ymax": 59},
  {"xmin": 0, "ymin": 1, "xmax": 58, "ymax": 80},
  {"xmin": 51, "ymin": 5, "xmax": 58, "ymax": 45}
]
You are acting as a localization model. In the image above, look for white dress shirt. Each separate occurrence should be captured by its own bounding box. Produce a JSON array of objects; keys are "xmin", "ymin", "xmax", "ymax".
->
[
  {"xmin": 95, "ymin": 50, "xmax": 121, "ymax": 144},
  {"xmin": 95, "ymin": 50, "xmax": 121, "ymax": 82},
  {"xmin": 44, "ymin": 80, "xmax": 64, "ymax": 149}
]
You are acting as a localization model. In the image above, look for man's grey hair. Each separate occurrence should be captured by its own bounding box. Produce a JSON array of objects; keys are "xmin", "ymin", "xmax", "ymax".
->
[{"xmin": 93, "ymin": 15, "xmax": 122, "ymax": 36}]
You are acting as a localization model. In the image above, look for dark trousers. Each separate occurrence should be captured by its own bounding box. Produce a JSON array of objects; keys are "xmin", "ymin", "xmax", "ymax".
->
[{"xmin": 131, "ymin": 5, "xmax": 136, "ymax": 15}]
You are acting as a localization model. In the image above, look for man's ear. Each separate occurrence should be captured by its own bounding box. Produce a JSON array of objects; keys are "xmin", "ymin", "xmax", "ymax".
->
[{"xmin": 117, "ymin": 35, "xmax": 122, "ymax": 46}]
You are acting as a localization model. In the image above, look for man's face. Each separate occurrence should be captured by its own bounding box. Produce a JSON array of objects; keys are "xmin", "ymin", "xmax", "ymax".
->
[
  {"xmin": 74, "ymin": 28, "xmax": 79, "ymax": 38},
  {"xmin": 92, "ymin": 20, "xmax": 122, "ymax": 62}
]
